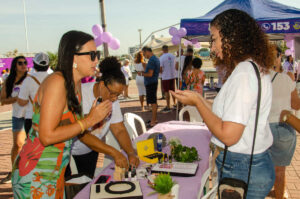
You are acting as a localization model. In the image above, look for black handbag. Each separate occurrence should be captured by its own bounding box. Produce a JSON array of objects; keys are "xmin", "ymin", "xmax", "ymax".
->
[{"xmin": 218, "ymin": 61, "xmax": 262, "ymax": 199}]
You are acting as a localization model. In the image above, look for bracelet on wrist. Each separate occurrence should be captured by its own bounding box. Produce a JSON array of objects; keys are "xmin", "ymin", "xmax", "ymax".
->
[
  {"xmin": 127, "ymin": 151, "xmax": 136, "ymax": 156},
  {"xmin": 77, "ymin": 120, "xmax": 85, "ymax": 134}
]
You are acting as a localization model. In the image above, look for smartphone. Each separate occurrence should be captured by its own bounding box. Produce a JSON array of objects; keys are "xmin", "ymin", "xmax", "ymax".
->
[
  {"xmin": 95, "ymin": 175, "xmax": 111, "ymax": 184},
  {"xmin": 97, "ymin": 97, "xmax": 103, "ymax": 105}
]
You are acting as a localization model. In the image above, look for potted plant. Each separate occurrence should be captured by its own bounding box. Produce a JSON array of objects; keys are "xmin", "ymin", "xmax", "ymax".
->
[{"xmin": 151, "ymin": 173, "xmax": 176, "ymax": 199}]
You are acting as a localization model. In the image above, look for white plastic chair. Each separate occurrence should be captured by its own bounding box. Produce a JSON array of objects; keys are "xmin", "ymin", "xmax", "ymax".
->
[
  {"xmin": 124, "ymin": 112, "xmax": 146, "ymax": 140},
  {"xmin": 179, "ymin": 105, "xmax": 203, "ymax": 122},
  {"xmin": 198, "ymin": 165, "xmax": 219, "ymax": 199}
]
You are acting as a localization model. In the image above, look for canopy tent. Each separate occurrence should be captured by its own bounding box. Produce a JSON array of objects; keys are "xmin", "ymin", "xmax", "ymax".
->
[
  {"xmin": 180, "ymin": 0, "xmax": 300, "ymax": 42},
  {"xmin": 145, "ymin": 35, "xmax": 210, "ymax": 56}
]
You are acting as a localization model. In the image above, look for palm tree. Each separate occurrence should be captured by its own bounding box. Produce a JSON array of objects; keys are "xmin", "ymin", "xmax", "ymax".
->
[{"xmin": 47, "ymin": 51, "xmax": 58, "ymax": 70}]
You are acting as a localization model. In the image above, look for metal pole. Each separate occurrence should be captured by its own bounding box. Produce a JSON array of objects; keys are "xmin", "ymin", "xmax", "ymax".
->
[
  {"xmin": 176, "ymin": 39, "xmax": 182, "ymax": 120},
  {"xmin": 99, "ymin": 0, "xmax": 109, "ymax": 57},
  {"xmin": 138, "ymin": 29, "xmax": 142, "ymax": 49},
  {"xmin": 22, "ymin": 0, "xmax": 29, "ymax": 54}
]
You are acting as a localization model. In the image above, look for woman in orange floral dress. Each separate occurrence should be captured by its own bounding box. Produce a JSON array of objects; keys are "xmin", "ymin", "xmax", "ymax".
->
[
  {"xmin": 186, "ymin": 58, "xmax": 206, "ymax": 95},
  {"xmin": 12, "ymin": 30, "xmax": 112, "ymax": 199}
]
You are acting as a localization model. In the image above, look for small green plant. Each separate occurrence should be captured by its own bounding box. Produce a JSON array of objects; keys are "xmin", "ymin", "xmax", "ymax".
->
[
  {"xmin": 152, "ymin": 173, "xmax": 175, "ymax": 195},
  {"xmin": 173, "ymin": 144, "xmax": 199, "ymax": 162}
]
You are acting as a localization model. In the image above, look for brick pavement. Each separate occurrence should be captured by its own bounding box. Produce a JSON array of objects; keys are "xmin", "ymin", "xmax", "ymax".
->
[{"xmin": 0, "ymin": 80, "xmax": 300, "ymax": 198}]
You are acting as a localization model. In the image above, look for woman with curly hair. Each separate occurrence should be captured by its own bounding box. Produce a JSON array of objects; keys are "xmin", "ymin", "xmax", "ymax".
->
[
  {"xmin": 134, "ymin": 51, "xmax": 147, "ymax": 111},
  {"xmin": 171, "ymin": 9, "xmax": 275, "ymax": 198}
]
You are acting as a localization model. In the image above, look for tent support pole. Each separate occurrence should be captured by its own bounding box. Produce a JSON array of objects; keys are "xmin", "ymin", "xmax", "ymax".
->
[{"xmin": 176, "ymin": 39, "xmax": 182, "ymax": 120}]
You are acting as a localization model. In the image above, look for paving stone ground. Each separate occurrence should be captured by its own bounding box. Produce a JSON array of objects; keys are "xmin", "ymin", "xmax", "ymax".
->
[{"xmin": 0, "ymin": 80, "xmax": 299, "ymax": 198}]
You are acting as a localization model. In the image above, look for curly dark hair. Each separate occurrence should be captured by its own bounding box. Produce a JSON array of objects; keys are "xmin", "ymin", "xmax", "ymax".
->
[
  {"xmin": 56, "ymin": 30, "xmax": 94, "ymax": 115},
  {"xmin": 98, "ymin": 56, "xmax": 126, "ymax": 86},
  {"xmin": 210, "ymin": 9, "xmax": 275, "ymax": 82},
  {"xmin": 5, "ymin": 56, "xmax": 28, "ymax": 97}
]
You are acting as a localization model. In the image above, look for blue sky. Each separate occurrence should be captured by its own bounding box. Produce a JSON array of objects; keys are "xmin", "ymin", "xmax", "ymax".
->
[{"xmin": 1, "ymin": 0, "xmax": 300, "ymax": 55}]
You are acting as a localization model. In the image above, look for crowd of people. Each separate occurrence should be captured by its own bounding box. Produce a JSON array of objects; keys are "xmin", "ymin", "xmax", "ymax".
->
[{"xmin": 0, "ymin": 8, "xmax": 299, "ymax": 199}]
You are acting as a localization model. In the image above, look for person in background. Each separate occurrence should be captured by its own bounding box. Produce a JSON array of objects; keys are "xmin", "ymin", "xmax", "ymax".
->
[
  {"xmin": 186, "ymin": 57, "xmax": 205, "ymax": 95},
  {"xmin": 175, "ymin": 49, "xmax": 184, "ymax": 89},
  {"xmin": 134, "ymin": 51, "xmax": 147, "ymax": 111},
  {"xmin": 65, "ymin": 57, "xmax": 139, "ymax": 178},
  {"xmin": 142, "ymin": 46, "xmax": 160, "ymax": 128},
  {"xmin": 268, "ymin": 46, "xmax": 300, "ymax": 199},
  {"xmin": 121, "ymin": 59, "xmax": 132, "ymax": 99},
  {"xmin": 0, "ymin": 56, "xmax": 28, "ymax": 184},
  {"xmin": 160, "ymin": 45, "xmax": 176, "ymax": 113},
  {"xmin": 283, "ymin": 55, "xmax": 295, "ymax": 81},
  {"xmin": 11, "ymin": 30, "xmax": 111, "ymax": 198},
  {"xmin": 280, "ymin": 110, "xmax": 300, "ymax": 133},
  {"xmin": 2, "ymin": 68, "xmax": 10, "ymax": 82},
  {"xmin": 180, "ymin": 55, "xmax": 193, "ymax": 90},
  {"xmin": 171, "ymin": 9, "xmax": 276, "ymax": 198},
  {"xmin": 17, "ymin": 52, "xmax": 51, "ymax": 135}
]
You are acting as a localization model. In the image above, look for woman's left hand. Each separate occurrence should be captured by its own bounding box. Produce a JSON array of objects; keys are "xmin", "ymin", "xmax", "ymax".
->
[
  {"xmin": 128, "ymin": 153, "xmax": 140, "ymax": 168},
  {"xmin": 170, "ymin": 90, "xmax": 202, "ymax": 106}
]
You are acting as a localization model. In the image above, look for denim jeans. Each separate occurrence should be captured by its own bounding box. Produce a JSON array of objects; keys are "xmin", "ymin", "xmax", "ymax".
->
[{"xmin": 216, "ymin": 150, "xmax": 275, "ymax": 199}]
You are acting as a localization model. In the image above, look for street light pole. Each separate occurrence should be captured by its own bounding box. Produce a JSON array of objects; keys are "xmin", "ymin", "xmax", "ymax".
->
[
  {"xmin": 138, "ymin": 29, "xmax": 142, "ymax": 49},
  {"xmin": 99, "ymin": 0, "xmax": 109, "ymax": 57},
  {"xmin": 22, "ymin": 0, "xmax": 29, "ymax": 54}
]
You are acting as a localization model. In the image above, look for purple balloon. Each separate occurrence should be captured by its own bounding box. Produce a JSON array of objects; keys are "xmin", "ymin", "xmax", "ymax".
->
[
  {"xmin": 92, "ymin": 24, "xmax": 103, "ymax": 36},
  {"xmin": 178, "ymin": 28, "xmax": 187, "ymax": 37},
  {"xmin": 108, "ymin": 38, "xmax": 120, "ymax": 50},
  {"xmin": 191, "ymin": 38, "xmax": 198, "ymax": 44},
  {"xmin": 102, "ymin": 32, "xmax": 112, "ymax": 43},
  {"xmin": 94, "ymin": 36, "xmax": 103, "ymax": 47},
  {"xmin": 286, "ymin": 40, "xmax": 293, "ymax": 48},
  {"xmin": 285, "ymin": 49, "xmax": 292, "ymax": 56},
  {"xmin": 172, "ymin": 36, "xmax": 181, "ymax": 45},
  {"xmin": 169, "ymin": 27, "xmax": 178, "ymax": 36}
]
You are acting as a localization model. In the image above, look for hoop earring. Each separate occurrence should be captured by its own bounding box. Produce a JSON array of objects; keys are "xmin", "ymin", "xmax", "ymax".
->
[{"xmin": 73, "ymin": 63, "xmax": 77, "ymax": 69}]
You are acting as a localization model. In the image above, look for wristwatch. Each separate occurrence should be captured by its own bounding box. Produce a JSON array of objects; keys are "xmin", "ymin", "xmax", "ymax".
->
[{"xmin": 283, "ymin": 113, "xmax": 291, "ymax": 122}]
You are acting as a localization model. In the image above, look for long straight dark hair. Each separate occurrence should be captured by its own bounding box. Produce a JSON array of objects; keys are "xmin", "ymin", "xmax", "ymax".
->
[
  {"xmin": 55, "ymin": 30, "xmax": 94, "ymax": 115},
  {"xmin": 5, "ymin": 56, "xmax": 28, "ymax": 97}
]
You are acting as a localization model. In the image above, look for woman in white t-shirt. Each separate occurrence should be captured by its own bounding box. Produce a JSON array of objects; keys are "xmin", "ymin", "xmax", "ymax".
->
[
  {"xmin": 268, "ymin": 46, "xmax": 300, "ymax": 199},
  {"xmin": 134, "ymin": 51, "xmax": 146, "ymax": 111},
  {"xmin": 121, "ymin": 59, "xmax": 132, "ymax": 98},
  {"xmin": 65, "ymin": 57, "xmax": 139, "ymax": 178},
  {"xmin": 0, "ymin": 56, "xmax": 28, "ymax": 183},
  {"xmin": 171, "ymin": 9, "xmax": 276, "ymax": 198}
]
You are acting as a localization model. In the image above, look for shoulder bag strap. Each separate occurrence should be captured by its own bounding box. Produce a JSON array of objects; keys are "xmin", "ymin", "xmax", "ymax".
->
[
  {"xmin": 27, "ymin": 75, "xmax": 41, "ymax": 104},
  {"xmin": 247, "ymin": 61, "xmax": 261, "ymax": 188},
  {"xmin": 271, "ymin": 72, "xmax": 278, "ymax": 83},
  {"xmin": 220, "ymin": 61, "xmax": 261, "ymax": 186}
]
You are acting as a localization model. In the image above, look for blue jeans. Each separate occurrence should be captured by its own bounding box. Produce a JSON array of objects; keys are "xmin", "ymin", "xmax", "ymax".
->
[{"xmin": 216, "ymin": 150, "xmax": 275, "ymax": 199}]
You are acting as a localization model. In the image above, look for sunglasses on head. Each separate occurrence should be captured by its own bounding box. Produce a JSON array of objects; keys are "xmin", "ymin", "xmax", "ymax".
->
[
  {"xmin": 74, "ymin": 50, "xmax": 100, "ymax": 61},
  {"xmin": 17, "ymin": 61, "xmax": 28, "ymax": 65}
]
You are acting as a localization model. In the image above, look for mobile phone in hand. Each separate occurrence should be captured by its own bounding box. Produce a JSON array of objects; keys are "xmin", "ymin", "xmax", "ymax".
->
[
  {"xmin": 95, "ymin": 175, "xmax": 111, "ymax": 184},
  {"xmin": 97, "ymin": 97, "xmax": 103, "ymax": 105}
]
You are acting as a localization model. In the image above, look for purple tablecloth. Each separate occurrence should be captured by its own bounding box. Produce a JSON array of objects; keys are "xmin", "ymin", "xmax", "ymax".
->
[{"xmin": 74, "ymin": 121, "xmax": 212, "ymax": 199}]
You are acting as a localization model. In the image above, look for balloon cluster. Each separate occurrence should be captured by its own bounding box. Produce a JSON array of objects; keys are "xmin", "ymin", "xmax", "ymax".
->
[
  {"xmin": 183, "ymin": 38, "xmax": 201, "ymax": 48},
  {"xmin": 169, "ymin": 27, "xmax": 187, "ymax": 45},
  {"xmin": 284, "ymin": 35, "xmax": 294, "ymax": 56},
  {"xmin": 92, "ymin": 24, "xmax": 120, "ymax": 50}
]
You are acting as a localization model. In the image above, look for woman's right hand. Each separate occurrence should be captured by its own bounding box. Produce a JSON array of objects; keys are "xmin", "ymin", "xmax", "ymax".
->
[
  {"xmin": 170, "ymin": 90, "xmax": 202, "ymax": 106},
  {"xmin": 85, "ymin": 99, "xmax": 112, "ymax": 128},
  {"xmin": 113, "ymin": 151, "xmax": 128, "ymax": 169}
]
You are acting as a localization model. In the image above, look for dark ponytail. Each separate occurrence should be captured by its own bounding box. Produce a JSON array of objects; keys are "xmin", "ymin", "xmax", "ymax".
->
[{"xmin": 56, "ymin": 30, "xmax": 94, "ymax": 115}]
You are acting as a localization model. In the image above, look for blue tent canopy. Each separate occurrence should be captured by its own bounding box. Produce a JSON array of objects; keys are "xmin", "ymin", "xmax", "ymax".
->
[{"xmin": 181, "ymin": 0, "xmax": 300, "ymax": 38}]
